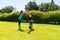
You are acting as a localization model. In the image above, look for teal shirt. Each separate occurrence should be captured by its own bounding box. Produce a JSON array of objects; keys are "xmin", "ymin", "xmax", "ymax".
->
[{"xmin": 18, "ymin": 13, "xmax": 23, "ymax": 20}]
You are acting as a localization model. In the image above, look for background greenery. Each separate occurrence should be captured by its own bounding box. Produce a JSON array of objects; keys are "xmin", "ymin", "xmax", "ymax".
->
[
  {"xmin": 0, "ymin": 10, "xmax": 60, "ymax": 24},
  {"xmin": 0, "ymin": 0, "xmax": 60, "ymax": 24}
]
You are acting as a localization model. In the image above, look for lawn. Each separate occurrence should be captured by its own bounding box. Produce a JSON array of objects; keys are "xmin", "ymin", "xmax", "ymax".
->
[{"xmin": 0, "ymin": 21, "xmax": 60, "ymax": 40}]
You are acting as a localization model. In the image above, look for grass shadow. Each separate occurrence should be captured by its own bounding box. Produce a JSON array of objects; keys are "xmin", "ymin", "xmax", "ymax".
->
[
  {"xmin": 18, "ymin": 28, "xmax": 24, "ymax": 32},
  {"xmin": 27, "ymin": 29, "xmax": 34, "ymax": 34}
]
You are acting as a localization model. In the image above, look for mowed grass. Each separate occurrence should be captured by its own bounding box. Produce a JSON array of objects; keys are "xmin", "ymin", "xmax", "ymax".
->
[{"xmin": 0, "ymin": 21, "xmax": 60, "ymax": 40}]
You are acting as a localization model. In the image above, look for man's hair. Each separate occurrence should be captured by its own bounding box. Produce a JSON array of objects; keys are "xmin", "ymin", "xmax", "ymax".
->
[{"xmin": 20, "ymin": 10, "xmax": 23, "ymax": 13}]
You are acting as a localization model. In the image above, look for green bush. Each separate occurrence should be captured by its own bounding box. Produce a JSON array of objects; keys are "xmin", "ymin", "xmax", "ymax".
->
[
  {"xmin": 0, "ymin": 10, "xmax": 60, "ymax": 24},
  {"xmin": 30, "ymin": 11, "xmax": 44, "ymax": 23},
  {"xmin": 0, "ymin": 12, "xmax": 19, "ymax": 21},
  {"xmin": 30, "ymin": 10, "xmax": 60, "ymax": 24}
]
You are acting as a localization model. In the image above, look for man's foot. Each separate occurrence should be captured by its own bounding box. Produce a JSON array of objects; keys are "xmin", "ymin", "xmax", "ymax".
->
[{"xmin": 29, "ymin": 27, "xmax": 34, "ymax": 31}]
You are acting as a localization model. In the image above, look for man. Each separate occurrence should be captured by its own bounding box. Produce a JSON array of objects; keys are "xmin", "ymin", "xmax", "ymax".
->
[
  {"xmin": 18, "ymin": 10, "xmax": 24, "ymax": 31},
  {"xmin": 26, "ymin": 11, "xmax": 34, "ymax": 30},
  {"xmin": 25, "ymin": 6, "xmax": 34, "ymax": 31}
]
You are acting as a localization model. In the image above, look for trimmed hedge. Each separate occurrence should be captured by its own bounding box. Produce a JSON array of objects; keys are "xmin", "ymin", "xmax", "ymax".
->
[
  {"xmin": 0, "ymin": 10, "xmax": 60, "ymax": 24},
  {"xmin": 0, "ymin": 12, "xmax": 19, "ymax": 22}
]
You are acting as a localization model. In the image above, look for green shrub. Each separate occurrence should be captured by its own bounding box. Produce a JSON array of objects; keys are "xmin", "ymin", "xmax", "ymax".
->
[
  {"xmin": 0, "ymin": 10, "xmax": 60, "ymax": 24},
  {"xmin": 0, "ymin": 12, "xmax": 19, "ymax": 21},
  {"xmin": 30, "ymin": 11, "xmax": 44, "ymax": 23}
]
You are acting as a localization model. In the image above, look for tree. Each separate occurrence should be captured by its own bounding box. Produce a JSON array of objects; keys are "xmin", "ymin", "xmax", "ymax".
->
[
  {"xmin": 2, "ymin": 6, "xmax": 14, "ymax": 13},
  {"xmin": 0, "ymin": 9, "xmax": 2, "ymax": 12},
  {"xmin": 39, "ymin": 2, "xmax": 59, "ymax": 12},
  {"xmin": 51, "ymin": 0, "xmax": 54, "ymax": 3},
  {"xmin": 25, "ymin": 1, "xmax": 38, "ymax": 11}
]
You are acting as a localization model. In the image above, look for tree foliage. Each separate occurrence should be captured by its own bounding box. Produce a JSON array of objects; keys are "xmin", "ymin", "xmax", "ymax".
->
[
  {"xmin": 51, "ymin": 0, "xmax": 54, "ymax": 3},
  {"xmin": 1, "ymin": 6, "xmax": 14, "ymax": 13},
  {"xmin": 39, "ymin": 2, "xmax": 59, "ymax": 12},
  {"xmin": 25, "ymin": 1, "xmax": 38, "ymax": 11}
]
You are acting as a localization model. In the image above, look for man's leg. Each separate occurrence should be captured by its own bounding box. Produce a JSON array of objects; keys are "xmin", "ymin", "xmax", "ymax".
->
[
  {"xmin": 18, "ymin": 20, "xmax": 21, "ymax": 30},
  {"xmin": 29, "ymin": 20, "xmax": 34, "ymax": 30},
  {"xmin": 18, "ymin": 20, "xmax": 24, "ymax": 31}
]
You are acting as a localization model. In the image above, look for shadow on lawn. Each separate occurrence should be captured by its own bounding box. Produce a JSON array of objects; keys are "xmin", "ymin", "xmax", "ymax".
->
[
  {"xmin": 27, "ymin": 29, "xmax": 34, "ymax": 34},
  {"xmin": 18, "ymin": 28, "xmax": 24, "ymax": 32},
  {"xmin": 18, "ymin": 29, "xmax": 34, "ymax": 34}
]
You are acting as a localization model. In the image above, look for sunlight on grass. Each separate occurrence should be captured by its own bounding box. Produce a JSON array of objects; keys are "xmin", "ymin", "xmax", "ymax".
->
[{"xmin": 0, "ymin": 21, "xmax": 60, "ymax": 40}]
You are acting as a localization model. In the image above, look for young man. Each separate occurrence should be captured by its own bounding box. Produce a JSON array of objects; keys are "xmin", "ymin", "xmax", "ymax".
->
[
  {"xmin": 18, "ymin": 10, "xmax": 24, "ymax": 31},
  {"xmin": 25, "ymin": 6, "xmax": 34, "ymax": 31},
  {"xmin": 26, "ymin": 11, "xmax": 34, "ymax": 31}
]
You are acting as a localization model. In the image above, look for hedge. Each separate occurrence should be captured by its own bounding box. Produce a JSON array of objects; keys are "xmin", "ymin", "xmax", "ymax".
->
[{"xmin": 0, "ymin": 10, "xmax": 60, "ymax": 24}]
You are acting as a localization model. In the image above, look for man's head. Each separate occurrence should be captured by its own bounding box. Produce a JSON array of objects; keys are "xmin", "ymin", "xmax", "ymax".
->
[{"xmin": 20, "ymin": 10, "xmax": 23, "ymax": 13}]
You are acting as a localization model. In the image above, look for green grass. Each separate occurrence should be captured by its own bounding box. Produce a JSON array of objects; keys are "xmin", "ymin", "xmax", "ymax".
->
[{"xmin": 0, "ymin": 21, "xmax": 60, "ymax": 40}]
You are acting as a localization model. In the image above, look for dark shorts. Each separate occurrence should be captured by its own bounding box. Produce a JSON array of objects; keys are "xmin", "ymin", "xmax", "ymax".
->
[
  {"xmin": 29, "ymin": 17, "xmax": 33, "ymax": 25},
  {"xmin": 17, "ymin": 17, "xmax": 33, "ymax": 24},
  {"xmin": 18, "ymin": 19, "xmax": 21, "ymax": 23},
  {"xmin": 29, "ymin": 17, "xmax": 33, "ymax": 20}
]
